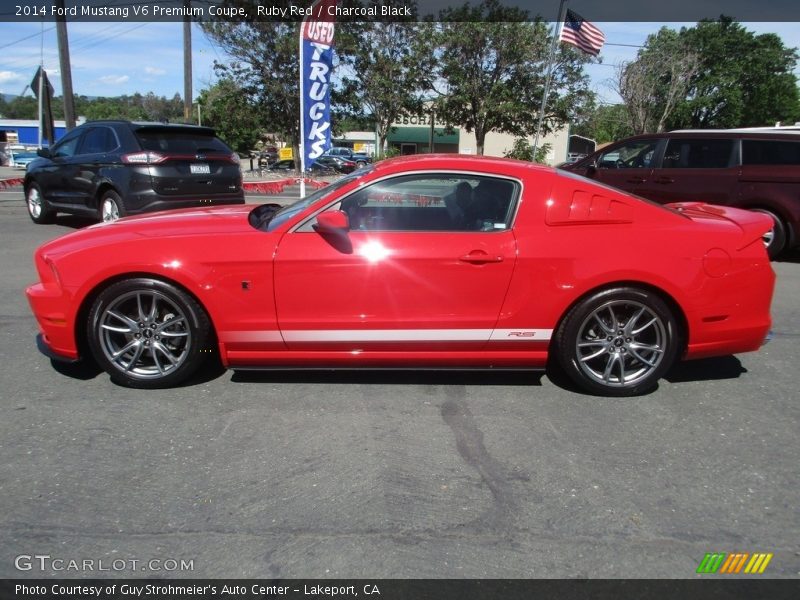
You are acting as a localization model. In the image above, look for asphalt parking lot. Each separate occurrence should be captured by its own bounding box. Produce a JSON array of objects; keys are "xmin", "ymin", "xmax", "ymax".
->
[{"xmin": 0, "ymin": 173, "xmax": 798, "ymax": 578}]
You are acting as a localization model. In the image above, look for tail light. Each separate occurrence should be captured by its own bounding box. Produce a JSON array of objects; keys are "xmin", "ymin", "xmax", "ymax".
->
[
  {"xmin": 230, "ymin": 153, "xmax": 241, "ymax": 165},
  {"xmin": 121, "ymin": 151, "xmax": 167, "ymax": 164}
]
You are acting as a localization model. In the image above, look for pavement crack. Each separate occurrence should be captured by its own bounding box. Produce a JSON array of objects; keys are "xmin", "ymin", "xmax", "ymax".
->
[{"xmin": 441, "ymin": 390, "xmax": 528, "ymax": 532}]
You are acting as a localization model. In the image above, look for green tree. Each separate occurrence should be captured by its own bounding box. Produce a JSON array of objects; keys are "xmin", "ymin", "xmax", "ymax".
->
[
  {"xmin": 3, "ymin": 95, "xmax": 37, "ymax": 119},
  {"xmin": 572, "ymin": 102, "xmax": 633, "ymax": 144},
  {"xmin": 503, "ymin": 138, "xmax": 550, "ymax": 163},
  {"xmin": 338, "ymin": 7, "xmax": 431, "ymax": 156},
  {"xmin": 615, "ymin": 27, "xmax": 699, "ymax": 134},
  {"xmin": 655, "ymin": 18, "xmax": 800, "ymax": 129},
  {"xmin": 196, "ymin": 79, "xmax": 265, "ymax": 153},
  {"xmin": 202, "ymin": 1, "xmax": 322, "ymax": 165},
  {"xmin": 424, "ymin": 0, "xmax": 594, "ymax": 155}
]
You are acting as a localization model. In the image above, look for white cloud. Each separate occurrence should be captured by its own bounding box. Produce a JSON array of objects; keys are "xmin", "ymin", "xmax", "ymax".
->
[
  {"xmin": 0, "ymin": 70, "xmax": 22, "ymax": 84},
  {"xmin": 144, "ymin": 66, "xmax": 166, "ymax": 76},
  {"xmin": 98, "ymin": 75, "xmax": 130, "ymax": 85}
]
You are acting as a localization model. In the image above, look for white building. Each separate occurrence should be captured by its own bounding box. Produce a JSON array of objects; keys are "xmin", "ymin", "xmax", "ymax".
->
[{"xmin": 333, "ymin": 114, "xmax": 570, "ymax": 166}]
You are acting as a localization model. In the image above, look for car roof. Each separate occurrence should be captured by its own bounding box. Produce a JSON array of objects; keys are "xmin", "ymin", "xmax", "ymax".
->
[
  {"xmin": 83, "ymin": 120, "xmax": 217, "ymax": 135},
  {"xmin": 371, "ymin": 153, "xmax": 552, "ymax": 175}
]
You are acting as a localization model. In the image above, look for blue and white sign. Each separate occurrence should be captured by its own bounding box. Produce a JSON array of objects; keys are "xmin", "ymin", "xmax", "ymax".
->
[{"xmin": 300, "ymin": 0, "xmax": 336, "ymax": 171}]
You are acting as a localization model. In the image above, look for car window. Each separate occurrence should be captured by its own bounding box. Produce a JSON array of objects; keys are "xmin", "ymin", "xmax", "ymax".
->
[
  {"xmin": 263, "ymin": 168, "xmax": 374, "ymax": 232},
  {"xmin": 742, "ymin": 140, "xmax": 800, "ymax": 165},
  {"xmin": 324, "ymin": 174, "xmax": 519, "ymax": 232},
  {"xmin": 597, "ymin": 139, "xmax": 659, "ymax": 169},
  {"xmin": 662, "ymin": 138, "xmax": 734, "ymax": 169},
  {"xmin": 135, "ymin": 131, "xmax": 231, "ymax": 154},
  {"xmin": 77, "ymin": 127, "xmax": 118, "ymax": 155},
  {"xmin": 51, "ymin": 129, "xmax": 83, "ymax": 159}
]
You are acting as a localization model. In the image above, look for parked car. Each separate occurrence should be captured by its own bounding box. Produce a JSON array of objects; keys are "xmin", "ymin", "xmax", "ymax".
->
[
  {"xmin": 561, "ymin": 130, "xmax": 800, "ymax": 258},
  {"xmin": 257, "ymin": 148, "xmax": 278, "ymax": 167},
  {"xmin": 27, "ymin": 155, "xmax": 774, "ymax": 396},
  {"xmin": 315, "ymin": 155, "xmax": 357, "ymax": 174},
  {"xmin": 23, "ymin": 120, "xmax": 244, "ymax": 224},
  {"xmin": 324, "ymin": 146, "xmax": 372, "ymax": 167},
  {"xmin": 267, "ymin": 159, "xmax": 336, "ymax": 175},
  {"xmin": 11, "ymin": 150, "xmax": 40, "ymax": 169}
]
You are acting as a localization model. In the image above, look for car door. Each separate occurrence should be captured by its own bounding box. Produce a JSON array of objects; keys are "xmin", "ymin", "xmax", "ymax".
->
[
  {"xmin": 273, "ymin": 172, "xmax": 519, "ymax": 351},
  {"xmin": 638, "ymin": 137, "xmax": 738, "ymax": 205},
  {"xmin": 72, "ymin": 126, "xmax": 120, "ymax": 210},
  {"xmin": 36, "ymin": 128, "xmax": 84, "ymax": 206},
  {"xmin": 581, "ymin": 138, "xmax": 663, "ymax": 196}
]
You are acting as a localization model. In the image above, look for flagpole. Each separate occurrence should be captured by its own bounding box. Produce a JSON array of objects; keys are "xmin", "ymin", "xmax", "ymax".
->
[
  {"xmin": 38, "ymin": 23, "xmax": 44, "ymax": 149},
  {"xmin": 532, "ymin": 0, "xmax": 569, "ymax": 160},
  {"xmin": 298, "ymin": 19, "xmax": 306, "ymax": 198}
]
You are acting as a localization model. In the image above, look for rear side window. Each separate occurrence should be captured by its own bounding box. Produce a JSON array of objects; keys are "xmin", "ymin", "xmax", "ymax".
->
[
  {"xmin": 742, "ymin": 140, "xmax": 800, "ymax": 165},
  {"xmin": 135, "ymin": 130, "xmax": 231, "ymax": 154},
  {"xmin": 77, "ymin": 127, "xmax": 118, "ymax": 154},
  {"xmin": 662, "ymin": 139, "xmax": 734, "ymax": 169}
]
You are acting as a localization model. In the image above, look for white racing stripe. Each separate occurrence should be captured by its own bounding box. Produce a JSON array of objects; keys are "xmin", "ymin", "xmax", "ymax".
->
[{"xmin": 222, "ymin": 328, "xmax": 552, "ymax": 343}]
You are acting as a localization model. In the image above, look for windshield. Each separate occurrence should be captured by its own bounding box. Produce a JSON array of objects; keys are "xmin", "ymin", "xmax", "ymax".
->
[{"xmin": 260, "ymin": 167, "xmax": 374, "ymax": 232}]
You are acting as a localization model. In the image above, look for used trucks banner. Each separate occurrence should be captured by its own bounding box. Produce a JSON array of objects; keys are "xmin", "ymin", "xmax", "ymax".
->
[{"xmin": 300, "ymin": 0, "xmax": 337, "ymax": 171}]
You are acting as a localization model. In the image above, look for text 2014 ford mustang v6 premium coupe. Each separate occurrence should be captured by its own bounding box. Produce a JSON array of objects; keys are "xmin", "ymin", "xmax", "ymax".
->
[{"xmin": 27, "ymin": 155, "xmax": 775, "ymax": 396}]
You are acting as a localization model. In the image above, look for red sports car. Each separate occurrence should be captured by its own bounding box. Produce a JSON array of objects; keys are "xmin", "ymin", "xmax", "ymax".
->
[{"xmin": 26, "ymin": 155, "xmax": 775, "ymax": 396}]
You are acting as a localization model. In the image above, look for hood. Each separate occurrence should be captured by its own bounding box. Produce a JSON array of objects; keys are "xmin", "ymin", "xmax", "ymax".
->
[{"xmin": 38, "ymin": 204, "xmax": 257, "ymax": 257}]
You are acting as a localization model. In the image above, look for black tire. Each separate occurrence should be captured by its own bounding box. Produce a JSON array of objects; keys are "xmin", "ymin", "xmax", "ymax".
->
[
  {"xmin": 554, "ymin": 287, "xmax": 680, "ymax": 397},
  {"xmin": 98, "ymin": 189, "xmax": 126, "ymax": 222},
  {"xmin": 751, "ymin": 208, "xmax": 786, "ymax": 260},
  {"xmin": 26, "ymin": 182, "xmax": 55, "ymax": 224},
  {"xmin": 87, "ymin": 278, "xmax": 211, "ymax": 389}
]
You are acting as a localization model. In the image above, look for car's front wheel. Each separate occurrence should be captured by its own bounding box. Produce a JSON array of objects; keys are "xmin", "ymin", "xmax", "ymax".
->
[
  {"xmin": 87, "ymin": 278, "xmax": 212, "ymax": 388},
  {"xmin": 26, "ymin": 183, "xmax": 55, "ymax": 224},
  {"xmin": 99, "ymin": 190, "xmax": 126, "ymax": 222},
  {"xmin": 554, "ymin": 287, "xmax": 680, "ymax": 397}
]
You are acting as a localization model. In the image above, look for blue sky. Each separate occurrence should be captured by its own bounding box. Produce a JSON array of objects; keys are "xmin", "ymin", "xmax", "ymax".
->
[{"xmin": 0, "ymin": 21, "xmax": 798, "ymax": 106}]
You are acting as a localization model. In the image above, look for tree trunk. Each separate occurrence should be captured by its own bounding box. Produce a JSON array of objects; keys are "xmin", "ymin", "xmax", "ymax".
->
[{"xmin": 475, "ymin": 127, "xmax": 486, "ymax": 156}]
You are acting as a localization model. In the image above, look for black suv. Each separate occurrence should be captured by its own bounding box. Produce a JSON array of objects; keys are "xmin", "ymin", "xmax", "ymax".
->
[{"xmin": 24, "ymin": 121, "xmax": 244, "ymax": 224}]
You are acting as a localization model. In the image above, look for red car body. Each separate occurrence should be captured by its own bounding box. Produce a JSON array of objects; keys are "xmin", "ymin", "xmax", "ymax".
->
[{"xmin": 27, "ymin": 155, "xmax": 775, "ymax": 395}]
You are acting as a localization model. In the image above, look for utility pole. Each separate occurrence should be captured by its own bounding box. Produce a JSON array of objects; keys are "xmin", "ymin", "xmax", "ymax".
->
[
  {"xmin": 55, "ymin": 0, "xmax": 76, "ymax": 130},
  {"xmin": 183, "ymin": 0, "xmax": 193, "ymax": 122}
]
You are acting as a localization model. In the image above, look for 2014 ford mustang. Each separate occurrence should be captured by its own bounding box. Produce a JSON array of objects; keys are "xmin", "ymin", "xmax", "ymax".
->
[{"xmin": 26, "ymin": 155, "xmax": 775, "ymax": 396}]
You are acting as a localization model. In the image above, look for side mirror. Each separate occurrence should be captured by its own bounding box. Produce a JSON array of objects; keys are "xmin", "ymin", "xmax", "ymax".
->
[
  {"xmin": 313, "ymin": 210, "xmax": 350, "ymax": 234},
  {"xmin": 37, "ymin": 148, "xmax": 51, "ymax": 158}
]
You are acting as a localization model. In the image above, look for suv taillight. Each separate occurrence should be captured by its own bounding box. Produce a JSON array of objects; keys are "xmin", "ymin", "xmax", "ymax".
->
[
  {"xmin": 230, "ymin": 152, "xmax": 240, "ymax": 165},
  {"xmin": 121, "ymin": 151, "xmax": 167, "ymax": 164}
]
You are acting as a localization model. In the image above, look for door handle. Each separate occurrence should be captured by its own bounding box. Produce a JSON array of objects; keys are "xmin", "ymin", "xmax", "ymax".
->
[
  {"xmin": 459, "ymin": 252, "xmax": 503, "ymax": 264},
  {"xmin": 654, "ymin": 177, "xmax": 674, "ymax": 184},
  {"xmin": 626, "ymin": 177, "xmax": 646, "ymax": 183}
]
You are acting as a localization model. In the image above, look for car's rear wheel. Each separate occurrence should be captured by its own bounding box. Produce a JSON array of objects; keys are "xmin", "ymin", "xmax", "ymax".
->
[
  {"xmin": 751, "ymin": 208, "xmax": 786, "ymax": 259},
  {"xmin": 555, "ymin": 287, "xmax": 680, "ymax": 397},
  {"xmin": 26, "ymin": 183, "xmax": 55, "ymax": 224},
  {"xmin": 99, "ymin": 190, "xmax": 126, "ymax": 222},
  {"xmin": 87, "ymin": 278, "xmax": 211, "ymax": 388}
]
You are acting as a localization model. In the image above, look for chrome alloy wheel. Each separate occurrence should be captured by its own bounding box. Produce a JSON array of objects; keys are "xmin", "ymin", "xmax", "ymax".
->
[
  {"xmin": 575, "ymin": 299, "xmax": 667, "ymax": 387},
  {"xmin": 27, "ymin": 186, "xmax": 42, "ymax": 218},
  {"xmin": 101, "ymin": 197, "xmax": 120, "ymax": 222},
  {"xmin": 762, "ymin": 227, "xmax": 775, "ymax": 248},
  {"xmin": 98, "ymin": 290, "xmax": 191, "ymax": 379}
]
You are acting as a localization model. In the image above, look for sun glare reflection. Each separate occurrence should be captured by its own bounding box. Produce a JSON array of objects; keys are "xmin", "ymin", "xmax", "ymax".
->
[{"xmin": 358, "ymin": 240, "xmax": 391, "ymax": 263}]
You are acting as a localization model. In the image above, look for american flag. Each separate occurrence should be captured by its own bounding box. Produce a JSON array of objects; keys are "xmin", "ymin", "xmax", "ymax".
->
[{"xmin": 559, "ymin": 9, "xmax": 605, "ymax": 56}]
